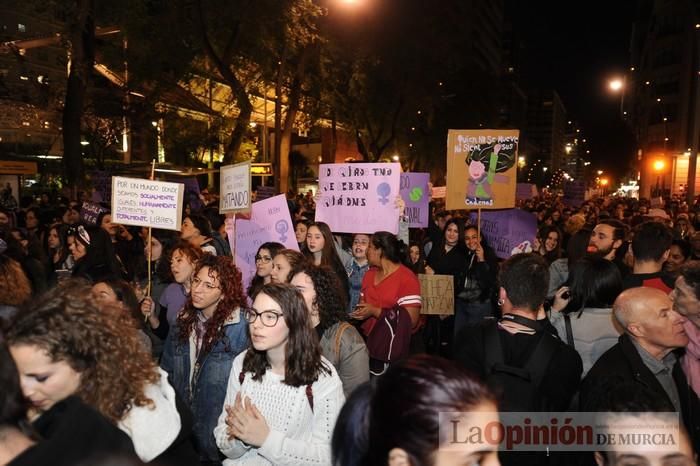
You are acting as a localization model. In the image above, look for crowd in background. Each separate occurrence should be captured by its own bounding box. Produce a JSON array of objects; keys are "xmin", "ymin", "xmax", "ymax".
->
[{"xmin": 0, "ymin": 185, "xmax": 698, "ymax": 466}]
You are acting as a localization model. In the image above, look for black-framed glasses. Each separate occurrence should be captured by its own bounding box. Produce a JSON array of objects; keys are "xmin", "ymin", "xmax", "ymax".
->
[
  {"xmin": 242, "ymin": 308, "xmax": 283, "ymax": 327},
  {"xmin": 255, "ymin": 255, "xmax": 272, "ymax": 264}
]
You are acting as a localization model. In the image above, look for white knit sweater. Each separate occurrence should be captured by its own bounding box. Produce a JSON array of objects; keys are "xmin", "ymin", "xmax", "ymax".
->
[{"xmin": 214, "ymin": 351, "xmax": 345, "ymax": 465}]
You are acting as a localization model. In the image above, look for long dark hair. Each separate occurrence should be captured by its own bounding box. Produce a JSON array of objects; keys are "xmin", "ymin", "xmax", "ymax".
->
[
  {"xmin": 177, "ymin": 255, "xmax": 246, "ymax": 355},
  {"xmin": 244, "ymin": 283, "xmax": 329, "ymax": 387},
  {"xmin": 45, "ymin": 223, "xmax": 71, "ymax": 268},
  {"xmin": 291, "ymin": 264, "xmax": 348, "ymax": 335},
  {"xmin": 563, "ymin": 255, "xmax": 622, "ymax": 316},
  {"xmin": 247, "ymin": 242, "xmax": 285, "ymax": 298},
  {"xmin": 304, "ymin": 222, "xmax": 345, "ymax": 271},
  {"xmin": 69, "ymin": 225, "xmax": 121, "ymax": 281},
  {"xmin": 0, "ymin": 333, "xmax": 32, "ymax": 435},
  {"xmin": 370, "ymin": 231, "xmax": 408, "ymax": 265},
  {"xmin": 332, "ymin": 355, "xmax": 496, "ymax": 466}
]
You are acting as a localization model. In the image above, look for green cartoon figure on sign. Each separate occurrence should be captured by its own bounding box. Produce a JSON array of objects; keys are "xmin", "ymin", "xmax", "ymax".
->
[{"xmin": 465, "ymin": 143, "xmax": 513, "ymax": 206}]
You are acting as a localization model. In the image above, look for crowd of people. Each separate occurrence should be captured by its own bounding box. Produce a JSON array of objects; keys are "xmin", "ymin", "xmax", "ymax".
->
[{"xmin": 0, "ymin": 187, "xmax": 698, "ymax": 465}]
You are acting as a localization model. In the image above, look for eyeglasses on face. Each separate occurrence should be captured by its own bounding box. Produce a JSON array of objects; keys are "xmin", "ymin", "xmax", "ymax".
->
[
  {"xmin": 255, "ymin": 255, "xmax": 272, "ymax": 263},
  {"xmin": 191, "ymin": 276, "xmax": 220, "ymax": 291},
  {"xmin": 242, "ymin": 308, "xmax": 283, "ymax": 327}
]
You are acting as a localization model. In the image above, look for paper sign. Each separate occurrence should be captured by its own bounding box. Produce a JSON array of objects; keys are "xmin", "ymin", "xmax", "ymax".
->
[
  {"xmin": 81, "ymin": 202, "xmax": 107, "ymax": 226},
  {"xmin": 235, "ymin": 194, "xmax": 299, "ymax": 291},
  {"xmin": 111, "ymin": 177, "xmax": 184, "ymax": 231},
  {"xmin": 431, "ymin": 186, "xmax": 446, "ymax": 198},
  {"xmin": 469, "ymin": 208, "xmax": 537, "ymax": 259},
  {"xmin": 516, "ymin": 183, "xmax": 538, "ymax": 200},
  {"xmin": 220, "ymin": 161, "xmax": 251, "ymax": 213},
  {"xmin": 400, "ymin": 172, "xmax": 430, "ymax": 228},
  {"xmin": 446, "ymin": 129, "xmax": 519, "ymax": 210},
  {"xmin": 418, "ymin": 274, "xmax": 454, "ymax": 315},
  {"xmin": 316, "ymin": 163, "xmax": 401, "ymax": 234}
]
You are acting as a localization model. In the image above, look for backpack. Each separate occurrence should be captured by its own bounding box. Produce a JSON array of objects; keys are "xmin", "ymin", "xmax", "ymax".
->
[
  {"xmin": 484, "ymin": 319, "xmax": 557, "ymax": 412},
  {"xmin": 366, "ymin": 305, "xmax": 412, "ymax": 376}
]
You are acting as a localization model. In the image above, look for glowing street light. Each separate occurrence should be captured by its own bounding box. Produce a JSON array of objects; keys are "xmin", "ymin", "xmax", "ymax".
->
[
  {"xmin": 518, "ymin": 156, "xmax": 526, "ymax": 168},
  {"xmin": 653, "ymin": 159, "xmax": 665, "ymax": 172},
  {"xmin": 608, "ymin": 79, "xmax": 623, "ymax": 92}
]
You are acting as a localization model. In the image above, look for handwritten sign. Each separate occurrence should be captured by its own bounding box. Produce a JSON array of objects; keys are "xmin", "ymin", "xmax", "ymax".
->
[
  {"xmin": 111, "ymin": 177, "xmax": 184, "ymax": 231},
  {"xmin": 446, "ymin": 129, "xmax": 519, "ymax": 210},
  {"xmin": 316, "ymin": 163, "xmax": 401, "ymax": 234},
  {"xmin": 220, "ymin": 161, "xmax": 251, "ymax": 213},
  {"xmin": 80, "ymin": 202, "xmax": 107, "ymax": 226},
  {"xmin": 431, "ymin": 186, "xmax": 446, "ymax": 199},
  {"xmin": 469, "ymin": 208, "xmax": 537, "ymax": 259},
  {"xmin": 399, "ymin": 172, "xmax": 430, "ymax": 228},
  {"xmin": 235, "ymin": 194, "xmax": 299, "ymax": 290},
  {"xmin": 418, "ymin": 274, "xmax": 454, "ymax": 315}
]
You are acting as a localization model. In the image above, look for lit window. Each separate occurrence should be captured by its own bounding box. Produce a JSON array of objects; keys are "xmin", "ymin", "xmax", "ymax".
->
[{"xmin": 18, "ymin": 23, "xmax": 26, "ymax": 32}]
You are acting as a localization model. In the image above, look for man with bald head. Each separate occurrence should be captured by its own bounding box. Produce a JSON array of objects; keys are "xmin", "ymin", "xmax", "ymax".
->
[{"xmin": 581, "ymin": 287, "xmax": 700, "ymax": 452}]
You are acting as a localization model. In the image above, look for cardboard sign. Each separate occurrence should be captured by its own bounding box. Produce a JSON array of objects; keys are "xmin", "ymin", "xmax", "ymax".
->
[
  {"xmin": 446, "ymin": 129, "xmax": 519, "ymax": 210},
  {"xmin": 431, "ymin": 186, "xmax": 446, "ymax": 198},
  {"xmin": 235, "ymin": 194, "xmax": 299, "ymax": 291},
  {"xmin": 469, "ymin": 208, "xmax": 537, "ymax": 259},
  {"xmin": 516, "ymin": 183, "xmax": 538, "ymax": 200},
  {"xmin": 111, "ymin": 177, "xmax": 184, "ymax": 231},
  {"xmin": 418, "ymin": 274, "xmax": 454, "ymax": 315},
  {"xmin": 399, "ymin": 172, "xmax": 430, "ymax": 228},
  {"xmin": 81, "ymin": 201, "xmax": 107, "ymax": 226},
  {"xmin": 220, "ymin": 161, "xmax": 251, "ymax": 213},
  {"xmin": 316, "ymin": 163, "xmax": 401, "ymax": 234}
]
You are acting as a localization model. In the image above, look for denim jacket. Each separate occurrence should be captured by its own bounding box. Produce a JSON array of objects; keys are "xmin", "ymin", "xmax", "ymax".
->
[{"xmin": 161, "ymin": 309, "xmax": 249, "ymax": 463}]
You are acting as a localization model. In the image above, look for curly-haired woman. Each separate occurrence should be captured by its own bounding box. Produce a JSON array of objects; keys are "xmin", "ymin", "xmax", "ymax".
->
[
  {"xmin": 161, "ymin": 254, "xmax": 249, "ymax": 464},
  {"xmin": 5, "ymin": 282, "xmax": 199, "ymax": 465},
  {"xmin": 290, "ymin": 264, "xmax": 369, "ymax": 396},
  {"xmin": 214, "ymin": 283, "xmax": 344, "ymax": 465}
]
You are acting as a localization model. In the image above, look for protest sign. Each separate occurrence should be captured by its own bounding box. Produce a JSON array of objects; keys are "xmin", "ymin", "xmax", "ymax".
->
[
  {"xmin": 418, "ymin": 274, "xmax": 454, "ymax": 315},
  {"xmin": 562, "ymin": 180, "xmax": 587, "ymax": 208},
  {"xmin": 80, "ymin": 201, "xmax": 107, "ymax": 226},
  {"xmin": 255, "ymin": 185, "xmax": 276, "ymax": 201},
  {"xmin": 446, "ymin": 129, "xmax": 519, "ymax": 210},
  {"xmin": 111, "ymin": 177, "xmax": 184, "ymax": 231},
  {"xmin": 399, "ymin": 172, "xmax": 430, "ymax": 228},
  {"xmin": 516, "ymin": 183, "xmax": 538, "ymax": 200},
  {"xmin": 469, "ymin": 208, "xmax": 537, "ymax": 259},
  {"xmin": 235, "ymin": 194, "xmax": 298, "ymax": 290},
  {"xmin": 220, "ymin": 161, "xmax": 251, "ymax": 213},
  {"xmin": 316, "ymin": 163, "xmax": 401, "ymax": 234},
  {"xmin": 431, "ymin": 186, "xmax": 446, "ymax": 198},
  {"xmin": 91, "ymin": 171, "xmax": 112, "ymax": 203}
]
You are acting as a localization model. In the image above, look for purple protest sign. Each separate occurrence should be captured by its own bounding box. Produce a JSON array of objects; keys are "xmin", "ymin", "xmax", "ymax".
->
[
  {"xmin": 81, "ymin": 201, "xmax": 107, "ymax": 226},
  {"xmin": 235, "ymin": 194, "xmax": 298, "ymax": 294},
  {"xmin": 469, "ymin": 209, "xmax": 537, "ymax": 259},
  {"xmin": 399, "ymin": 172, "xmax": 430, "ymax": 228},
  {"xmin": 316, "ymin": 163, "xmax": 401, "ymax": 234}
]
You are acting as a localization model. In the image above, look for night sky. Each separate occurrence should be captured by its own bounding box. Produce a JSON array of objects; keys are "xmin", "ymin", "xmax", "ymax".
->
[{"xmin": 510, "ymin": 0, "xmax": 638, "ymax": 181}]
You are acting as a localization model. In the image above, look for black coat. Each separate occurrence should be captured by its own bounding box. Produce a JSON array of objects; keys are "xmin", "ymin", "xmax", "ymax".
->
[{"xmin": 580, "ymin": 334, "xmax": 700, "ymax": 452}]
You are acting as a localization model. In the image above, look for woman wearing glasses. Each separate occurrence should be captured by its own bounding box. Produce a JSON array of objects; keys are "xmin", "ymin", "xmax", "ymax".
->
[
  {"xmin": 161, "ymin": 254, "xmax": 249, "ymax": 465},
  {"xmin": 247, "ymin": 242, "xmax": 284, "ymax": 299},
  {"xmin": 215, "ymin": 283, "xmax": 344, "ymax": 465}
]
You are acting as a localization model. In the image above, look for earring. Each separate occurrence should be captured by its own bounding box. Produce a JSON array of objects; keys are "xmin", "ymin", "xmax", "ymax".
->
[{"xmin": 497, "ymin": 298, "xmax": 504, "ymax": 307}]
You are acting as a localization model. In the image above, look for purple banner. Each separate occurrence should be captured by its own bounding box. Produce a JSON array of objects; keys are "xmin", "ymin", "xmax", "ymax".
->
[
  {"xmin": 469, "ymin": 209, "xmax": 537, "ymax": 259},
  {"xmin": 235, "ymin": 194, "xmax": 299, "ymax": 295},
  {"xmin": 399, "ymin": 172, "xmax": 430, "ymax": 228},
  {"xmin": 90, "ymin": 171, "xmax": 112, "ymax": 203},
  {"xmin": 316, "ymin": 163, "xmax": 401, "ymax": 234}
]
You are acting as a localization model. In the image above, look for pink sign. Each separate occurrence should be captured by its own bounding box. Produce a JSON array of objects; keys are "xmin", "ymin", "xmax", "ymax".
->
[
  {"xmin": 235, "ymin": 194, "xmax": 298, "ymax": 296},
  {"xmin": 315, "ymin": 163, "xmax": 401, "ymax": 234}
]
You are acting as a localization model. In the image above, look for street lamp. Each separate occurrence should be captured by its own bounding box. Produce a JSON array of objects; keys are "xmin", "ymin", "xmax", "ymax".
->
[{"xmin": 653, "ymin": 159, "xmax": 665, "ymax": 197}]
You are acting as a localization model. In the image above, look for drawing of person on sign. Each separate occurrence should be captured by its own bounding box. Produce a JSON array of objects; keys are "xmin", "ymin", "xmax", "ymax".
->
[{"xmin": 464, "ymin": 143, "xmax": 514, "ymax": 206}]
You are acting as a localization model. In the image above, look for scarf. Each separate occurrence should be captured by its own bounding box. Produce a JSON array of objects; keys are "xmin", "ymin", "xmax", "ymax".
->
[{"xmin": 682, "ymin": 319, "xmax": 700, "ymax": 397}]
